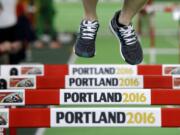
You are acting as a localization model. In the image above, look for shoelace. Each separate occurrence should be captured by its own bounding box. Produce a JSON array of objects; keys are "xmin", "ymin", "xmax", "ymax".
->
[
  {"xmin": 81, "ymin": 20, "xmax": 99, "ymax": 40},
  {"xmin": 119, "ymin": 25, "xmax": 137, "ymax": 45}
]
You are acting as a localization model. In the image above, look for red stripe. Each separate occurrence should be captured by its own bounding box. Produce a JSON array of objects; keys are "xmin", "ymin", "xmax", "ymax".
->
[
  {"xmin": 162, "ymin": 108, "xmax": 180, "ymax": 127},
  {"xmin": 144, "ymin": 76, "xmax": 173, "ymax": 89},
  {"xmin": 35, "ymin": 76, "xmax": 174, "ymax": 89},
  {"xmin": 44, "ymin": 65, "xmax": 68, "ymax": 77},
  {"xmin": 43, "ymin": 65, "xmax": 164, "ymax": 76},
  {"xmin": 25, "ymin": 89, "xmax": 60, "ymax": 105},
  {"xmin": 9, "ymin": 108, "xmax": 50, "ymax": 128},
  {"xmin": 138, "ymin": 65, "xmax": 162, "ymax": 75},
  {"xmin": 7, "ymin": 108, "xmax": 180, "ymax": 127},
  {"xmin": 36, "ymin": 76, "xmax": 65, "ymax": 89},
  {"xmin": 24, "ymin": 89, "xmax": 180, "ymax": 105},
  {"xmin": 151, "ymin": 90, "xmax": 180, "ymax": 105},
  {"xmin": 0, "ymin": 89, "xmax": 178, "ymax": 105}
]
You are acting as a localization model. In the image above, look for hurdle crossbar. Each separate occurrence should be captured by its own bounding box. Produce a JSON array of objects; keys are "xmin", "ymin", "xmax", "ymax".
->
[
  {"xmin": 2, "ymin": 89, "xmax": 180, "ymax": 106},
  {"xmin": 1, "ymin": 64, "xmax": 180, "ymax": 76},
  {"xmin": 1, "ymin": 75, "xmax": 180, "ymax": 89},
  {"xmin": 0, "ymin": 108, "xmax": 179, "ymax": 128}
]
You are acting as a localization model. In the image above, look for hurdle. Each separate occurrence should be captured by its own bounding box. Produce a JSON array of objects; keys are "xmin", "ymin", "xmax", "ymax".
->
[
  {"xmin": 1, "ymin": 74, "xmax": 180, "ymax": 89},
  {"xmin": 1, "ymin": 64, "xmax": 180, "ymax": 76},
  {"xmin": 0, "ymin": 108, "xmax": 180, "ymax": 128},
  {"xmin": 1, "ymin": 89, "xmax": 180, "ymax": 106},
  {"xmin": 2, "ymin": 64, "xmax": 180, "ymax": 135},
  {"xmin": 137, "ymin": 3, "xmax": 180, "ymax": 64}
]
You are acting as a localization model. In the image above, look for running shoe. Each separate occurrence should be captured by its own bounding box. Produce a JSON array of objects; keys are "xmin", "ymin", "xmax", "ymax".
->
[
  {"xmin": 75, "ymin": 20, "xmax": 99, "ymax": 58},
  {"xmin": 110, "ymin": 11, "xmax": 143, "ymax": 65}
]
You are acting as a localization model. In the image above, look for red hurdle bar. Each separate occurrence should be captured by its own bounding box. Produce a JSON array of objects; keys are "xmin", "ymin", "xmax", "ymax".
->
[
  {"xmin": 45, "ymin": 65, "xmax": 163, "ymax": 76},
  {"xmin": 25, "ymin": 89, "xmax": 59, "ymax": 105},
  {"xmin": 37, "ymin": 76, "xmax": 65, "ymax": 89},
  {"xmin": 162, "ymin": 108, "xmax": 180, "ymax": 127},
  {"xmin": 24, "ymin": 75, "xmax": 175, "ymax": 89},
  {"xmin": 27, "ymin": 89, "xmax": 180, "ymax": 105},
  {"xmin": 2, "ymin": 64, "xmax": 180, "ymax": 76},
  {"xmin": 23, "ymin": 89, "xmax": 180, "ymax": 105},
  {"xmin": 1, "ymin": 64, "xmax": 180, "ymax": 76},
  {"xmin": 0, "ymin": 75, "xmax": 176, "ymax": 89},
  {"xmin": 1, "ymin": 89, "xmax": 180, "ymax": 105},
  {"xmin": 4, "ymin": 108, "xmax": 180, "ymax": 128},
  {"xmin": 44, "ymin": 65, "xmax": 68, "ymax": 77},
  {"xmin": 137, "ymin": 65, "xmax": 162, "ymax": 75},
  {"xmin": 10, "ymin": 108, "xmax": 50, "ymax": 128}
]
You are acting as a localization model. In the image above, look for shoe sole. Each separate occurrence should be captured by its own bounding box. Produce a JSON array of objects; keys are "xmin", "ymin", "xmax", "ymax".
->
[
  {"xmin": 73, "ymin": 46, "xmax": 95, "ymax": 58},
  {"xmin": 109, "ymin": 21, "xmax": 126, "ymax": 62}
]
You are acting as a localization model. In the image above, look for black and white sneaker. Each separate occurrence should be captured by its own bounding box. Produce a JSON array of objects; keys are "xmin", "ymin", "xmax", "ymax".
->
[
  {"xmin": 110, "ymin": 11, "xmax": 143, "ymax": 65},
  {"xmin": 75, "ymin": 20, "xmax": 99, "ymax": 58}
]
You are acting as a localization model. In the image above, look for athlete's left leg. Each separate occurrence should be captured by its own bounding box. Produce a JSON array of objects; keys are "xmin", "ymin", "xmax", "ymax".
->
[
  {"xmin": 110, "ymin": 0, "xmax": 148, "ymax": 65},
  {"xmin": 119, "ymin": 0, "xmax": 148, "ymax": 25}
]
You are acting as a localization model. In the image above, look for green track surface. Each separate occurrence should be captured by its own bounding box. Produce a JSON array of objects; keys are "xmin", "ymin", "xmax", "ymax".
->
[
  {"xmin": 44, "ymin": 1, "xmax": 180, "ymax": 135},
  {"xmin": 45, "ymin": 127, "xmax": 180, "ymax": 135}
]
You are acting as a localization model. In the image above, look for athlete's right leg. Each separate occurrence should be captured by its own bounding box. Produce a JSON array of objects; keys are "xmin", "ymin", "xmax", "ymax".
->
[
  {"xmin": 75, "ymin": 0, "xmax": 100, "ymax": 58},
  {"xmin": 110, "ymin": 0, "xmax": 147, "ymax": 65}
]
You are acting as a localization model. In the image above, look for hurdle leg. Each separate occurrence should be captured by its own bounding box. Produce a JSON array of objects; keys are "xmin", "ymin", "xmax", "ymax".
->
[{"xmin": 148, "ymin": 11, "xmax": 156, "ymax": 64}]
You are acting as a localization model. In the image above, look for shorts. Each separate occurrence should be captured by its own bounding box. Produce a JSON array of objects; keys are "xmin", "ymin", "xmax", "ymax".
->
[
  {"xmin": 0, "ymin": 24, "xmax": 20, "ymax": 43},
  {"xmin": 0, "ymin": 15, "xmax": 36, "ymax": 44}
]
